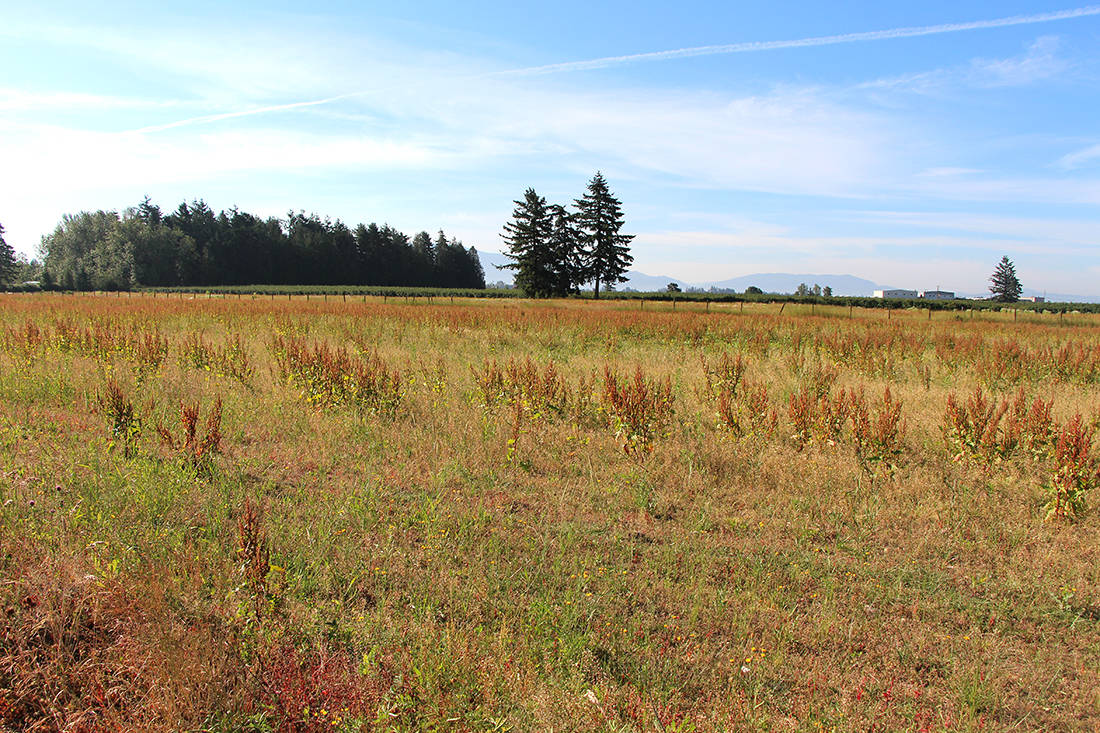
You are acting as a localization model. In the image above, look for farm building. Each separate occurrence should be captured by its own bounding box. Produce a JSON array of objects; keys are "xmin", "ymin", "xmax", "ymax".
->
[
  {"xmin": 873, "ymin": 289, "xmax": 918, "ymax": 299},
  {"xmin": 919, "ymin": 290, "xmax": 955, "ymax": 300}
]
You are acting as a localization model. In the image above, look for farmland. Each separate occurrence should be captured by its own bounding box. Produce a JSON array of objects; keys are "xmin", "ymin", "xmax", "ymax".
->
[{"xmin": 2, "ymin": 293, "xmax": 1099, "ymax": 732}]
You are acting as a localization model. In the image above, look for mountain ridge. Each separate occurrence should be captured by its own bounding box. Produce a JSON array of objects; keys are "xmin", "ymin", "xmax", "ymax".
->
[{"xmin": 477, "ymin": 252, "xmax": 1100, "ymax": 303}]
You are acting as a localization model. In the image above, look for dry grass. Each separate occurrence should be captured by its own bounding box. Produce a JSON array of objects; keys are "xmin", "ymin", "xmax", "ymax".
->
[{"xmin": 2, "ymin": 293, "xmax": 1100, "ymax": 731}]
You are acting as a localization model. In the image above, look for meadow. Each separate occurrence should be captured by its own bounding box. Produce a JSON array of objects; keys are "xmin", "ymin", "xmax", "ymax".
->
[{"xmin": 1, "ymin": 293, "xmax": 1099, "ymax": 732}]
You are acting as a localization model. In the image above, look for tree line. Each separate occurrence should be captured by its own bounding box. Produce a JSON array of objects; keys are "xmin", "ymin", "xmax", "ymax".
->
[
  {"xmin": 501, "ymin": 172, "xmax": 634, "ymax": 298},
  {"xmin": 30, "ymin": 198, "xmax": 486, "ymax": 291}
]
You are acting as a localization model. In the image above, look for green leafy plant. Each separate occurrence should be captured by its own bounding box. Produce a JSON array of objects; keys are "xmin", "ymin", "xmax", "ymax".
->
[{"xmin": 96, "ymin": 377, "xmax": 141, "ymax": 456}]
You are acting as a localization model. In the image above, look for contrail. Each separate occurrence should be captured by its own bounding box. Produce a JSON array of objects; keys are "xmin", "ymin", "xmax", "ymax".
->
[
  {"xmin": 499, "ymin": 5, "xmax": 1100, "ymax": 76},
  {"xmin": 131, "ymin": 91, "xmax": 371, "ymax": 133},
  {"xmin": 134, "ymin": 5, "xmax": 1100, "ymax": 133}
]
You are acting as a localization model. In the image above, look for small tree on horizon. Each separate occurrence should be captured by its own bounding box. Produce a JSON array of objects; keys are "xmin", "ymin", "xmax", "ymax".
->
[
  {"xmin": 989, "ymin": 255, "xmax": 1022, "ymax": 303},
  {"xmin": 574, "ymin": 172, "xmax": 633, "ymax": 299}
]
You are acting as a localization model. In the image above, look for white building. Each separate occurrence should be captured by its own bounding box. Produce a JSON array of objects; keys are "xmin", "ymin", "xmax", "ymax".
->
[
  {"xmin": 919, "ymin": 290, "xmax": 955, "ymax": 300},
  {"xmin": 1020, "ymin": 296, "xmax": 1045, "ymax": 303},
  {"xmin": 873, "ymin": 289, "xmax": 918, "ymax": 299}
]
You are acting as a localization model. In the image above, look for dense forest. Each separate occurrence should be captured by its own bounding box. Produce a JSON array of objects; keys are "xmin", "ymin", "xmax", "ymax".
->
[{"xmin": 35, "ymin": 198, "xmax": 486, "ymax": 291}]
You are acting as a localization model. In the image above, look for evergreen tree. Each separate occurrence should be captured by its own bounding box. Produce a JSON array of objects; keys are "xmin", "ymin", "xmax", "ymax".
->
[
  {"xmin": 0, "ymin": 223, "xmax": 16, "ymax": 287},
  {"xmin": 137, "ymin": 195, "xmax": 162, "ymax": 225},
  {"xmin": 500, "ymin": 188, "xmax": 556, "ymax": 297},
  {"xmin": 412, "ymin": 231, "xmax": 435, "ymax": 286},
  {"xmin": 574, "ymin": 172, "xmax": 633, "ymax": 299},
  {"xmin": 354, "ymin": 223, "xmax": 383, "ymax": 284},
  {"xmin": 989, "ymin": 256, "xmax": 1022, "ymax": 302},
  {"xmin": 466, "ymin": 246, "xmax": 486, "ymax": 289},
  {"xmin": 547, "ymin": 204, "xmax": 584, "ymax": 296},
  {"xmin": 36, "ymin": 197, "xmax": 488, "ymax": 290}
]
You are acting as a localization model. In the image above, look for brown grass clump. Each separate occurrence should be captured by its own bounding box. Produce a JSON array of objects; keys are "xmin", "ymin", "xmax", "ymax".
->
[
  {"xmin": 601, "ymin": 366, "xmax": 674, "ymax": 455},
  {"xmin": 1045, "ymin": 415, "xmax": 1100, "ymax": 521},
  {"xmin": 0, "ymin": 543, "xmax": 242, "ymax": 732},
  {"xmin": 156, "ymin": 396, "xmax": 223, "ymax": 468}
]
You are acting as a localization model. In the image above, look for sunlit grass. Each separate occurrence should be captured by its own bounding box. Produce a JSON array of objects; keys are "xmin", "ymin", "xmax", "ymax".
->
[{"xmin": 1, "ymin": 292, "xmax": 1099, "ymax": 731}]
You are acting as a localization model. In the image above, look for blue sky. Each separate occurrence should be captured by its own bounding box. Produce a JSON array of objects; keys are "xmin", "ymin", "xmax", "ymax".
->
[{"xmin": 3, "ymin": 1, "xmax": 1100, "ymax": 293}]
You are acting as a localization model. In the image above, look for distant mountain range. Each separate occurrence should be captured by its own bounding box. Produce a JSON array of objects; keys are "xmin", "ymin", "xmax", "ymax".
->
[{"xmin": 477, "ymin": 252, "xmax": 1100, "ymax": 303}]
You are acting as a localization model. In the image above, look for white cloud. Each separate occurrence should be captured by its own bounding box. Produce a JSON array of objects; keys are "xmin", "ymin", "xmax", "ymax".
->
[
  {"xmin": 905, "ymin": 175, "xmax": 1100, "ymax": 205},
  {"xmin": 0, "ymin": 88, "xmax": 186, "ymax": 112},
  {"xmin": 1058, "ymin": 142, "xmax": 1100, "ymax": 170},
  {"xmin": 858, "ymin": 34, "xmax": 1070, "ymax": 97},
  {"xmin": 842, "ymin": 210, "xmax": 1100, "ymax": 248},
  {"xmin": 915, "ymin": 167, "xmax": 983, "ymax": 177},
  {"xmin": 968, "ymin": 35, "xmax": 1068, "ymax": 87}
]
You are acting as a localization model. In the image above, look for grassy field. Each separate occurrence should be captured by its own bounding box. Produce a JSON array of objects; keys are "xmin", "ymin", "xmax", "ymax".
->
[{"xmin": 2, "ymin": 293, "xmax": 1099, "ymax": 732}]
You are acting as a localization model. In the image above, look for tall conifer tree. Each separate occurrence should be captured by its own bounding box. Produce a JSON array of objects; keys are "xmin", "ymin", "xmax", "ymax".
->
[
  {"xmin": 547, "ymin": 204, "xmax": 584, "ymax": 296},
  {"xmin": 500, "ymin": 188, "xmax": 556, "ymax": 297},
  {"xmin": 574, "ymin": 172, "xmax": 633, "ymax": 299},
  {"xmin": 989, "ymin": 256, "xmax": 1022, "ymax": 302}
]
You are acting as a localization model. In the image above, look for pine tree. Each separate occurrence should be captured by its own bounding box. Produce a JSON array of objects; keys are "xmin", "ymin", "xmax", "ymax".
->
[
  {"xmin": 547, "ymin": 204, "xmax": 584, "ymax": 296},
  {"xmin": 574, "ymin": 172, "xmax": 633, "ymax": 299},
  {"xmin": 0, "ymin": 223, "xmax": 16, "ymax": 287},
  {"xmin": 989, "ymin": 256, "xmax": 1022, "ymax": 303},
  {"xmin": 500, "ymin": 188, "xmax": 556, "ymax": 297}
]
